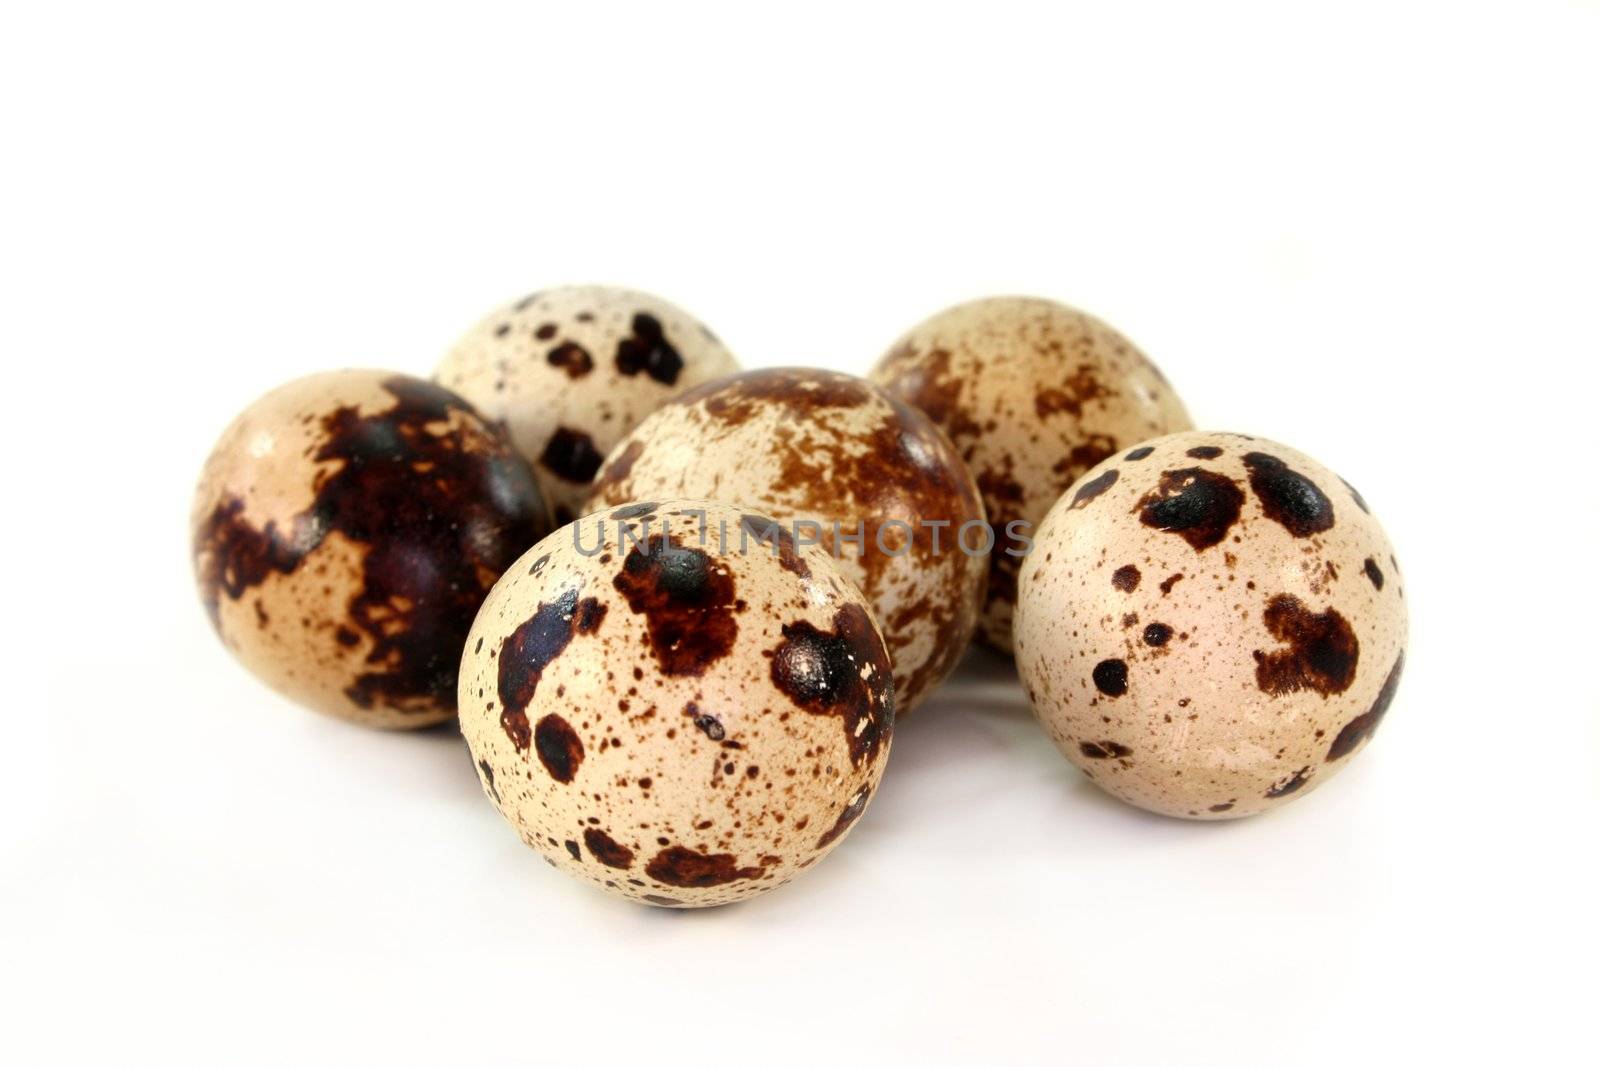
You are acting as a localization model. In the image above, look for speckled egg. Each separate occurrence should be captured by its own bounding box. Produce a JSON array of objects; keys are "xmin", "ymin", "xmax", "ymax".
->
[
  {"xmin": 191, "ymin": 370, "xmax": 551, "ymax": 728},
  {"xmin": 585, "ymin": 368, "xmax": 986, "ymax": 715},
  {"xmin": 870, "ymin": 296, "xmax": 1192, "ymax": 653},
  {"xmin": 434, "ymin": 285, "xmax": 740, "ymax": 525},
  {"xmin": 459, "ymin": 498, "xmax": 896, "ymax": 907},
  {"xmin": 1013, "ymin": 431, "xmax": 1407, "ymax": 819}
]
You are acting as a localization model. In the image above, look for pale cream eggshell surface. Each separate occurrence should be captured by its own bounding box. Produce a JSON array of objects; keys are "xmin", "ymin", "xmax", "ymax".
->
[
  {"xmin": 1013, "ymin": 431, "xmax": 1407, "ymax": 819},
  {"xmin": 585, "ymin": 368, "xmax": 987, "ymax": 715},
  {"xmin": 458, "ymin": 499, "xmax": 896, "ymax": 907},
  {"xmin": 434, "ymin": 285, "xmax": 740, "ymax": 524},
  {"xmin": 870, "ymin": 296, "xmax": 1193, "ymax": 653}
]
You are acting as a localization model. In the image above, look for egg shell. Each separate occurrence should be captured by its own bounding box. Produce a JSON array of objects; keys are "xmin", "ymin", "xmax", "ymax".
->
[
  {"xmin": 870, "ymin": 296, "xmax": 1192, "ymax": 653},
  {"xmin": 435, "ymin": 285, "xmax": 740, "ymax": 525},
  {"xmin": 458, "ymin": 498, "xmax": 896, "ymax": 907},
  {"xmin": 1013, "ymin": 431, "xmax": 1408, "ymax": 819},
  {"xmin": 585, "ymin": 368, "xmax": 986, "ymax": 715},
  {"xmin": 191, "ymin": 370, "xmax": 551, "ymax": 728}
]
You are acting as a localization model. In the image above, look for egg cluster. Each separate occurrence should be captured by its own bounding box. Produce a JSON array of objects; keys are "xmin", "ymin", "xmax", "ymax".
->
[{"xmin": 192, "ymin": 288, "xmax": 1407, "ymax": 906}]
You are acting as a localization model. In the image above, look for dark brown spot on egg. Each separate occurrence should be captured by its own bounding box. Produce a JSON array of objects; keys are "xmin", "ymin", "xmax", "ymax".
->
[
  {"xmin": 497, "ymin": 587, "xmax": 607, "ymax": 751},
  {"xmin": 1034, "ymin": 366, "xmax": 1111, "ymax": 419},
  {"xmin": 1053, "ymin": 435, "xmax": 1119, "ymax": 479},
  {"xmin": 1266, "ymin": 766, "xmax": 1312, "ymax": 798},
  {"xmin": 1112, "ymin": 565, "xmax": 1141, "ymax": 592},
  {"xmin": 612, "ymin": 533, "xmax": 738, "ymax": 676},
  {"xmin": 1253, "ymin": 594, "xmax": 1359, "ymax": 697},
  {"xmin": 1363, "ymin": 557, "xmax": 1385, "ymax": 590},
  {"xmin": 499, "ymin": 710, "xmax": 531, "ymax": 751},
  {"xmin": 1124, "ymin": 446, "xmax": 1155, "ymax": 460},
  {"xmin": 1242, "ymin": 452, "xmax": 1334, "ymax": 537},
  {"xmin": 1326, "ymin": 653, "xmax": 1404, "ymax": 761},
  {"xmin": 534, "ymin": 322, "xmax": 558, "ymax": 340},
  {"xmin": 193, "ymin": 498, "xmax": 302, "ymax": 629},
  {"xmin": 1342, "ymin": 478, "xmax": 1370, "ymax": 513},
  {"xmin": 573, "ymin": 599, "xmax": 606, "ymax": 633},
  {"xmin": 1079, "ymin": 740, "xmax": 1133, "ymax": 759},
  {"xmin": 546, "ymin": 341, "xmax": 593, "ymax": 379},
  {"xmin": 614, "ymin": 312, "xmax": 685, "ymax": 385},
  {"xmin": 583, "ymin": 828, "xmax": 635, "ymax": 869},
  {"xmin": 645, "ymin": 845, "xmax": 764, "ymax": 887},
  {"xmin": 1186, "ymin": 445, "xmax": 1223, "ymax": 459},
  {"xmin": 687, "ymin": 703, "xmax": 727, "ymax": 741},
  {"xmin": 564, "ymin": 840, "xmax": 581, "ymax": 860},
  {"xmin": 1143, "ymin": 622, "xmax": 1173, "ymax": 646},
  {"xmin": 1069, "ymin": 468, "xmax": 1119, "ymax": 509},
  {"xmin": 770, "ymin": 603, "xmax": 894, "ymax": 768},
  {"xmin": 1137, "ymin": 468, "xmax": 1244, "ymax": 551},
  {"xmin": 533, "ymin": 714, "xmax": 584, "ymax": 783},
  {"xmin": 539, "ymin": 427, "xmax": 605, "ymax": 484},
  {"xmin": 192, "ymin": 376, "xmax": 549, "ymax": 716},
  {"xmin": 475, "ymin": 759, "xmax": 500, "ymax": 803},
  {"xmin": 816, "ymin": 787, "xmax": 872, "ymax": 849},
  {"xmin": 1209, "ymin": 802, "xmax": 1235, "ymax": 812},
  {"xmin": 1092, "ymin": 659, "xmax": 1129, "ymax": 696}
]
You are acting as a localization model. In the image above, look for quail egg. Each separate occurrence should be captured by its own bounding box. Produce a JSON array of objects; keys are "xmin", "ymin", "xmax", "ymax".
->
[
  {"xmin": 1013, "ymin": 431, "xmax": 1407, "ymax": 818},
  {"xmin": 435, "ymin": 286, "xmax": 740, "ymax": 525},
  {"xmin": 191, "ymin": 370, "xmax": 551, "ymax": 727},
  {"xmin": 459, "ymin": 499, "xmax": 896, "ymax": 907},
  {"xmin": 586, "ymin": 368, "xmax": 986, "ymax": 715},
  {"xmin": 870, "ymin": 296, "xmax": 1192, "ymax": 653}
]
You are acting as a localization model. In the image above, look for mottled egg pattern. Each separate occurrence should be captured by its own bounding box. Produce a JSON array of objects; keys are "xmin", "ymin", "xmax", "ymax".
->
[
  {"xmin": 191, "ymin": 371, "xmax": 551, "ymax": 728},
  {"xmin": 870, "ymin": 296, "xmax": 1192, "ymax": 653},
  {"xmin": 435, "ymin": 285, "xmax": 740, "ymax": 525},
  {"xmin": 586, "ymin": 368, "xmax": 986, "ymax": 715},
  {"xmin": 1013, "ymin": 431, "xmax": 1407, "ymax": 819},
  {"xmin": 459, "ymin": 499, "xmax": 895, "ymax": 907}
]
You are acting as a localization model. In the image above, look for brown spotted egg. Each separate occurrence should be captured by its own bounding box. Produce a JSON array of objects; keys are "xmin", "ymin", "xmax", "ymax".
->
[
  {"xmin": 1013, "ymin": 431, "xmax": 1407, "ymax": 819},
  {"xmin": 585, "ymin": 368, "xmax": 986, "ymax": 715},
  {"xmin": 434, "ymin": 286, "xmax": 740, "ymax": 525},
  {"xmin": 191, "ymin": 371, "xmax": 552, "ymax": 728},
  {"xmin": 458, "ymin": 499, "xmax": 896, "ymax": 907},
  {"xmin": 870, "ymin": 296, "xmax": 1192, "ymax": 653}
]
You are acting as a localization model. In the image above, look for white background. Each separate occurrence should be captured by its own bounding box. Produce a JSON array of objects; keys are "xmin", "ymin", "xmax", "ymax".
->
[{"xmin": 4, "ymin": 2, "xmax": 1597, "ymax": 1064}]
